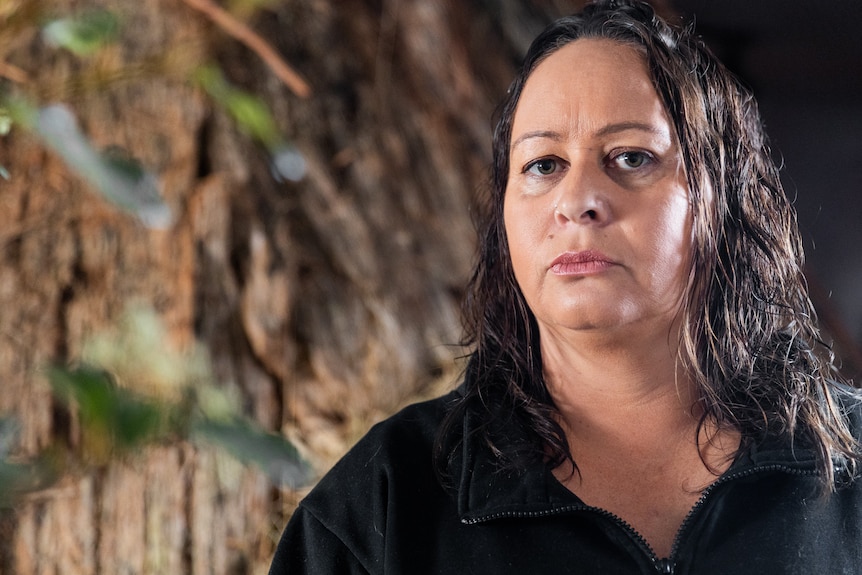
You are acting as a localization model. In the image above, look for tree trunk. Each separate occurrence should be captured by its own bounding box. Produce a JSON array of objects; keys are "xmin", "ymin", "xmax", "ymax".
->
[{"xmin": 0, "ymin": 0, "xmax": 573, "ymax": 572}]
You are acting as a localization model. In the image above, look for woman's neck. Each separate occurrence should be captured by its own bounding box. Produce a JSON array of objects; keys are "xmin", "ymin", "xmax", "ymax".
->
[{"xmin": 540, "ymin": 324, "xmax": 701, "ymax": 449}]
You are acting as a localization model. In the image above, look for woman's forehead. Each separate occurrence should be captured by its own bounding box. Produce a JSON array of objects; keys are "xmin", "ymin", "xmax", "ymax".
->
[{"xmin": 511, "ymin": 39, "xmax": 672, "ymax": 148}]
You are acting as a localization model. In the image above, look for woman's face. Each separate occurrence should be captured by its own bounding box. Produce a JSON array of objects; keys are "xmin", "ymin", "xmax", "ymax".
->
[{"xmin": 503, "ymin": 38, "xmax": 692, "ymax": 343}]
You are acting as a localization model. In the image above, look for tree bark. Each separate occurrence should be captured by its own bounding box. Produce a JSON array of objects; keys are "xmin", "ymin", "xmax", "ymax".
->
[{"xmin": 0, "ymin": 0, "xmax": 574, "ymax": 571}]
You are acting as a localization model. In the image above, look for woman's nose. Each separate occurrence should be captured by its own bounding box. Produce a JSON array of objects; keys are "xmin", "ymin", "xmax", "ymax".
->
[{"xmin": 553, "ymin": 164, "xmax": 611, "ymax": 226}]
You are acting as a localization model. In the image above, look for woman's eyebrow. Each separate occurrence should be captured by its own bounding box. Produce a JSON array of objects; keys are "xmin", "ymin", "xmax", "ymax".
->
[
  {"xmin": 510, "ymin": 130, "xmax": 563, "ymax": 150},
  {"xmin": 594, "ymin": 121, "xmax": 666, "ymax": 138}
]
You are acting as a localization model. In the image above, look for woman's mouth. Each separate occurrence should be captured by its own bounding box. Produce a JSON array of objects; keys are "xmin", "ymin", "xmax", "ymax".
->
[{"xmin": 550, "ymin": 250, "xmax": 615, "ymax": 275}]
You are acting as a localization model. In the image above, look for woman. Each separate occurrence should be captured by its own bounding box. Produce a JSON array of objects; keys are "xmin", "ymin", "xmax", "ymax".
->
[{"xmin": 270, "ymin": 1, "xmax": 862, "ymax": 573}]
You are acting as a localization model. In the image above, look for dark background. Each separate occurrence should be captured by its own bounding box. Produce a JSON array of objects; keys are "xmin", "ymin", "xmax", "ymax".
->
[{"xmin": 671, "ymin": 0, "xmax": 862, "ymax": 373}]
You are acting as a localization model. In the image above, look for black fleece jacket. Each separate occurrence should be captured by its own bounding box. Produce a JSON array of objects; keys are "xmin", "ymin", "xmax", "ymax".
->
[{"xmin": 269, "ymin": 389, "xmax": 862, "ymax": 574}]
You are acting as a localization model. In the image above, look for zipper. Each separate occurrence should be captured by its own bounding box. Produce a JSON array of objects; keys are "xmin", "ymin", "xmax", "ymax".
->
[
  {"xmin": 462, "ymin": 503, "xmax": 662, "ymax": 567},
  {"xmin": 462, "ymin": 462, "xmax": 818, "ymax": 574},
  {"xmin": 665, "ymin": 463, "xmax": 818, "ymax": 563}
]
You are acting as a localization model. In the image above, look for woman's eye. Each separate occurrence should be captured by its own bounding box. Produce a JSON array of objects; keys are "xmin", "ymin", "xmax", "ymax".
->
[
  {"xmin": 525, "ymin": 158, "xmax": 558, "ymax": 176},
  {"xmin": 611, "ymin": 151, "xmax": 652, "ymax": 170}
]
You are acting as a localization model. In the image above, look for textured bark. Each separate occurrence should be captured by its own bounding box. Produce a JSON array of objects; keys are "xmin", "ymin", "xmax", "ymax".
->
[{"xmin": 0, "ymin": 0, "xmax": 574, "ymax": 571}]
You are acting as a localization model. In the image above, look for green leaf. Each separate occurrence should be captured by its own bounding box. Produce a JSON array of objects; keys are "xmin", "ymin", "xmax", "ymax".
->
[
  {"xmin": 192, "ymin": 418, "xmax": 312, "ymax": 488},
  {"xmin": 225, "ymin": 91, "xmax": 280, "ymax": 147},
  {"xmin": 42, "ymin": 9, "xmax": 119, "ymax": 56},
  {"xmin": 194, "ymin": 66, "xmax": 306, "ymax": 182},
  {"xmin": 0, "ymin": 107, "xmax": 12, "ymax": 136},
  {"xmin": 48, "ymin": 366, "xmax": 169, "ymax": 453},
  {"xmin": 0, "ymin": 95, "xmax": 37, "ymax": 130},
  {"xmin": 194, "ymin": 65, "xmax": 281, "ymax": 148},
  {"xmin": 35, "ymin": 104, "xmax": 172, "ymax": 228}
]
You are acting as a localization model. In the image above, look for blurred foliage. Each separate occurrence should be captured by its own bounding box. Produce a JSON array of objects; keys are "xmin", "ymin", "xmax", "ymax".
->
[
  {"xmin": 49, "ymin": 367, "xmax": 169, "ymax": 462},
  {"xmin": 0, "ymin": 0, "xmax": 313, "ymax": 508},
  {"xmin": 81, "ymin": 304, "xmax": 212, "ymax": 401},
  {"xmin": 1, "ymin": 102, "xmax": 12, "ymax": 178},
  {"xmin": 0, "ymin": 305, "xmax": 312, "ymax": 508},
  {"xmin": 195, "ymin": 64, "xmax": 282, "ymax": 149},
  {"xmin": 0, "ymin": 2, "xmax": 304, "ymax": 224},
  {"xmin": 0, "ymin": 95, "xmax": 173, "ymax": 227},
  {"xmin": 192, "ymin": 420, "xmax": 309, "ymax": 489},
  {"xmin": 0, "ymin": 106, "xmax": 11, "ymax": 135},
  {"xmin": 36, "ymin": 103, "xmax": 173, "ymax": 228},
  {"xmin": 42, "ymin": 8, "xmax": 120, "ymax": 56},
  {"xmin": 195, "ymin": 64, "xmax": 306, "ymax": 182}
]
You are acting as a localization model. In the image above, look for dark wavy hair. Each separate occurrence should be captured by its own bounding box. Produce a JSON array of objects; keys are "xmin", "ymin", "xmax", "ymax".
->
[{"xmin": 438, "ymin": 0, "xmax": 859, "ymax": 492}]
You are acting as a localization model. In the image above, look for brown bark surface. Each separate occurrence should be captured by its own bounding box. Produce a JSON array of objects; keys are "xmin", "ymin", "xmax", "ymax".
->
[{"xmin": 0, "ymin": 0, "xmax": 576, "ymax": 572}]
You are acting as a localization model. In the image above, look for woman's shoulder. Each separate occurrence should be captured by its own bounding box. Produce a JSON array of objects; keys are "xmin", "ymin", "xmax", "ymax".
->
[
  {"xmin": 287, "ymin": 390, "xmax": 461, "ymax": 562},
  {"xmin": 301, "ymin": 388, "xmax": 461, "ymax": 502},
  {"xmin": 272, "ymin": 389, "xmax": 464, "ymax": 573}
]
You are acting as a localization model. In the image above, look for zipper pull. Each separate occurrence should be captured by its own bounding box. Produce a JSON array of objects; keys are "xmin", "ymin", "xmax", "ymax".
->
[{"xmin": 655, "ymin": 558, "xmax": 674, "ymax": 574}]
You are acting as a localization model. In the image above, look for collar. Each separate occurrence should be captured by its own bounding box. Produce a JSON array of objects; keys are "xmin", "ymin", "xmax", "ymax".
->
[
  {"xmin": 452, "ymin": 400, "xmax": 822, "ymax": 524},
  {"xmin": 455, "ymin": 404, "xmax": 579, "ymax": 523}
]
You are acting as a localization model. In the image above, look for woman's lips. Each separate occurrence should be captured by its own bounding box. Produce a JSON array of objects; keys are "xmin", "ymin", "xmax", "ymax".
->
[{"xmin": 550, "ymin": 250, "xmax": 615, "ymax": 275}]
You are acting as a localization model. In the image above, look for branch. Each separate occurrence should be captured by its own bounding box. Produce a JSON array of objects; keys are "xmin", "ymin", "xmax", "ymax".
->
[
  {"xmin": 180, "ymin": 0, "xmax": 311, "ymax": 99},
  {"xmin": 0, "ymin": 60, "xmax": 29, "ymax": 84}
]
